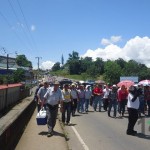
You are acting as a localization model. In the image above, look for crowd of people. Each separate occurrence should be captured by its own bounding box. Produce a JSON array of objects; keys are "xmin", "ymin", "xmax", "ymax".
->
[{"xmin": 34, "ymin": 80, "xmax": 150, "ymax": 137}]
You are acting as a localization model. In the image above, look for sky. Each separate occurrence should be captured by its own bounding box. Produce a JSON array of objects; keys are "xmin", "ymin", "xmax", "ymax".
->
[{"xmin": 0, "ymin": 0, "xmax": 150, "ymax": 70}]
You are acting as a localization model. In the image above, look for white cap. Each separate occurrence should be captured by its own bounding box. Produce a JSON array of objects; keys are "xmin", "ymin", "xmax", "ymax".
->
[{"xmin": 112, "ymin": 84, "xmax": 117, "ymax": 87}]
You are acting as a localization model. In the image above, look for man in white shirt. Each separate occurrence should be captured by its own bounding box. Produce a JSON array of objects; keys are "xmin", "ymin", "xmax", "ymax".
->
[{"xmin": 44, "ymin": 81, "xmax": 63, "ymax": 137}]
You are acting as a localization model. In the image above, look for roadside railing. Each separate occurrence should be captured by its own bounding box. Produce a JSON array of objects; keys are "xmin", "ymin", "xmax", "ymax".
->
[{"xmin": 0, "ymin": 84, "xmax": 30, "ymax": 113}]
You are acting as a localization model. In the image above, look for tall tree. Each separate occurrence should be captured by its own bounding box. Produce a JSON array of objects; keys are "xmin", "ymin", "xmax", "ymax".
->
[
  {"xmin": 103, "ymin": 60, "xmax": 122, "ymax": 84},
  {"xmin": 68, "ymin": 51, "xmax": 80, "ymax": 62},
  {"xmin": 80, "ymin": 57, "xmax": 93, "ymax": 73},
  {"xmin": 61, "ymin": 54, "xmax": 64, "ymax": 65},
  {"xmin": 16, "ymin": 55, "xmax": 32, "ymax": 67},
  {"xmin": 94, "ymin": 58, "xmax": 104, "ymax": 75}
]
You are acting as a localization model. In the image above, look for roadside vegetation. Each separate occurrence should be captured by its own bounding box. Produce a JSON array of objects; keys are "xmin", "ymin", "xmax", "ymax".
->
[{"xmin": 50, "ymin": 51, "xmax": 150, "ymax": 85}]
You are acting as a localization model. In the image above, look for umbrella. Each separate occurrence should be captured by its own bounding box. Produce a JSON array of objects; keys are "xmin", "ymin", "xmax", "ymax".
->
[
  {"xmin": 117, "ymin": 80, "xmax": 134, "ymax": 88},
  {"xmin": 138, "ymin": 79, "xmax": 150, "ymax": 86}
]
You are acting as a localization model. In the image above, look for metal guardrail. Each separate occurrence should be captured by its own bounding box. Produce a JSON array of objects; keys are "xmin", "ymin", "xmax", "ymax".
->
[{"xmin": 0, "ymin": 84, "xmax": 30, "ymax": 113}]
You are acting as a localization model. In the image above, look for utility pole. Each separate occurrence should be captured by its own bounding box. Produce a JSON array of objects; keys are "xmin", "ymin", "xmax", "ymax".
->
[
  {"xmin": 35, "ymin": 57, "xmax": 42, "ymax": 81},
  {"xmin": 6, "ymin": 54, "xmax": 9, "ymax": 85}
]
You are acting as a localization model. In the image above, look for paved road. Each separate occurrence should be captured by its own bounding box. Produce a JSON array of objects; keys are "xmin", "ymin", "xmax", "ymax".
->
[{"xmin": 64, "ymin": 106, "xmax": 150, "ymax": 150}]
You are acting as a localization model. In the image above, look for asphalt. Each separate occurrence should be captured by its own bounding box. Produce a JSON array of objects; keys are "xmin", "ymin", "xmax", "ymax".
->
[{"xmin": 15, "ymin": 107, "xmax": 69, "ymax": 150}]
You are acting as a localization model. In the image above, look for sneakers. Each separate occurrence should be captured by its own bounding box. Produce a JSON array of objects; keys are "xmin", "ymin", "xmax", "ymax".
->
[
  {"xmin": 47, "ymin": 131, "xmax": 53, "ymax": 137},
  {"xmin": 66, "ymin": 122, "xmax": 71, "ymax": 126}
]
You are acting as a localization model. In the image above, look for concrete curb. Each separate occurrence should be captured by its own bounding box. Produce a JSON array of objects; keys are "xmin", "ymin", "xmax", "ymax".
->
[
  {"xmin": 57, "ymin": 111, "xmax": 72, "ymax": 150},
  {"xmin": 0, "ymin": 96, "xmax": 36, "ymax": 150}
]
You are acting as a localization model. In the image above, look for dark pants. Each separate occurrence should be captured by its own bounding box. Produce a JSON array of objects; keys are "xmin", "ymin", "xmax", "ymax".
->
[
  {"xmin": 46, "ymin": 104, "xmax": 58, "ymax": 133},
  {"xmin": 118, "ymin": 100, "xmax": 126, "ymax": 115},
  {"xmin": 127, "ymin": 108, "xmax": 138, "ymax": 133},
  {"xmin": 62, "ymin": 102, "xmax": 71, "ymax": 123},
  {"xmin": 147, "ymin": 101, "xmax": 150, "ymax": 116},
  {"xmin": 103, "ymin": 98, "xmax": 109, "ymax": 111},
  {"xmin": 71, "ymin": 99, "xmax": 78, "ymax": 116}
]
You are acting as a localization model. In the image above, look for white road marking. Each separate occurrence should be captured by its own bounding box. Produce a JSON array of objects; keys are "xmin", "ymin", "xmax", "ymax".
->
[{"xmin": 71, "ymin": 126, "xmax": 89, "ymax": 150}]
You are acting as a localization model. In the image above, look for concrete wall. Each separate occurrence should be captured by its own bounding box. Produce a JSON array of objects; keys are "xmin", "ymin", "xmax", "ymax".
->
[{"xmin": 0, "ymin": 95, "xmax": 36, "ymax": 150}]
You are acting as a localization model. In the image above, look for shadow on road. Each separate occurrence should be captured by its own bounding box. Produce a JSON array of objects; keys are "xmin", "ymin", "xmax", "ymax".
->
[
  {"xmin": 38, "ymin": 131, "xmax": 47, "ymax": 136},
  {"xmin": 38, "ymin": 131, "xmax": 65, "ymax": 137},
  {"xmin": 136, "ymin": 133, "xmax": 150, "ymax": 140}
]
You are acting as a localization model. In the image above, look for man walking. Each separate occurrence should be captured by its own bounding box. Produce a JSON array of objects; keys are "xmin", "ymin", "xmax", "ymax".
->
[{"xmin": 44, "ymin": 81, "xmax": 63, "ymax": 137}]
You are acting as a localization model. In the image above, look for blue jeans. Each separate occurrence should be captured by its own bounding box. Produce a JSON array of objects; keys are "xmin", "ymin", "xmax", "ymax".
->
[
  {"xmin": 108, "ymin": 101, "xmax": 118, "ymax": 117},
  {"xmin": 93, "ymin": 96, "xmax": 103, "ymax": 111},
  {"xmin": 77, "ymin": 98, "xmax": 85, "ymax": 113},
  {"xmin": 85, "ymin": 99, "xmax": 90, "ymax": 112}
]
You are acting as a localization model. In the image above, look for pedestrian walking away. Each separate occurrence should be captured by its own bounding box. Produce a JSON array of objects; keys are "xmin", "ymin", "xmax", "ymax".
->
[
  {"xmin": 34, "ymin": 82, "xmax": 44, "ymax": 112},
  {"xmin": 37, "ymin": 82, "xmax": 49, "ymax": 112}
]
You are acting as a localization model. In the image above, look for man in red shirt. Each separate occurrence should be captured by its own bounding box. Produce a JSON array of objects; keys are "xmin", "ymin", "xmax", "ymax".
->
[
  {"xmin": 117, "ymin": 85, "xmax": 128, "ymax": 117},
  {"xmin": 93, "ymin": 84, "xmax": 103, "ymax": 112}
]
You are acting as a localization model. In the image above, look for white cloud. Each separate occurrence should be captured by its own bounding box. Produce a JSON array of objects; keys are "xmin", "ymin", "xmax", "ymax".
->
[
  {"xmin": 82, "ymin": 36, "xmax": 150, "ymax": 67},
  {"xmin": 110, "ymin": 36, "xmax": 122, "ymax": 43},
  {"xmin": 101, "ymin": 35, "xmax": 122, "ymax": 46},
  {"xmin": 40, "ymin": 61, "xmax": 55, "ymax": 70},
  {"xmin": 31, "ymin": 25, "xmax": 36, "ymax": 31}
]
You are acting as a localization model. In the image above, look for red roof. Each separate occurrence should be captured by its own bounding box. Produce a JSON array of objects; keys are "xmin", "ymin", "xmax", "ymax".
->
[{"xmin": 0, "ymin": 83, "xmax": 22, "ymax": 90}]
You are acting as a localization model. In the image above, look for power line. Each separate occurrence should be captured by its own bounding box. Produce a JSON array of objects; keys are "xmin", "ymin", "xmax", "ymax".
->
[
  {"xmin": 7, "ymin": 0, "xmax": 33, "ymax": 50},
  {"xmin": 16, "ymin": 0, "xmax": 37, "ymax": 51},
  {"xmin": 0, "ymin": 10, "xmax": 30, "ymax": 50}
]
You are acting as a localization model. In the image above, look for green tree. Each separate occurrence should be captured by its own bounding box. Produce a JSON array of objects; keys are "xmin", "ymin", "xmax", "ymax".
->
[
  {"xmin": 67, "ymin": 51, "xmax": 80, "ymax": 74},
  {"xmin": 86, "ymin": 64, "xmax": 99, "ymax": 79},
  {"xmin": 68, "ymin": 51, "xmax": 80, "ymax": 61},
  {"xmin": 80, "ymin": 57, "xmax": 93, "ymax": 73},
  {"xmin": 68, "ymin": 60, "xmax": 81, "ymax": 74},
  {"xmin": 123, "ymin": 60, "xmax": 140, "ymax": 76},
  {"xmin": 13, "ymin": 68, "xmax": 25, "ymax": 82},
  {"xmin": 103, "ymin": 60, "xmax": 122, "ymax": 84},
  {"xmin": 52, "ymin": 62, "xmax": 61, "ymax": 71},
  {"xmin": 16, "ymin": 55, "xmax": 32, "ymax": 67},
  {"xmin": 115, "ymin": 58, "xmax": 127, "ymax": 69},
  {"xmin": 94, "ymin": 58, "xmax": 104, "ymax": 75}
]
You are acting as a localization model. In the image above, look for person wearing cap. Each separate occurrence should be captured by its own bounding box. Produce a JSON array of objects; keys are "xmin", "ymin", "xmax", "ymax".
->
[
  {"xmin": 37, "ymin": 82, "xmax": 49, "ymax": 111},
  {"xmin": 85, "ymin": 86, "xmax": 92, "ymax": 112},
  {"xmin": 61, "ymin": 84, "xmax": 72, "ymax": 125},
  {"xmin": 108, "ymin": 85, "xmax": 118, "ymax": 118},
  {"xmin": 70, "ymin": 83, "xmax": 78, "ymax": 116},
  {"xmin": 43, "ymin": 81, "xmax": 63, "ymax": 137},
  {"xmin": 77, "ymin": 84, "xmax": 85, "ymax": 113}
]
